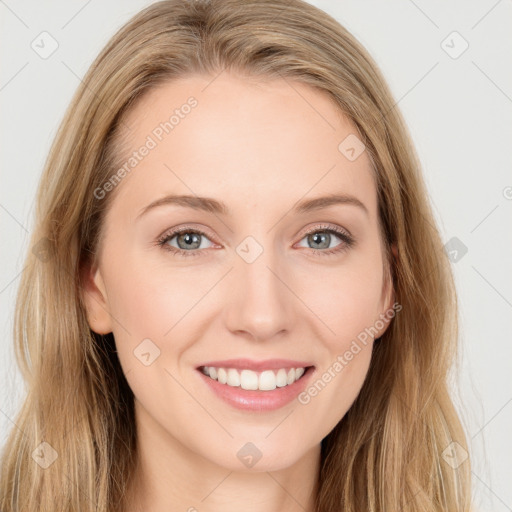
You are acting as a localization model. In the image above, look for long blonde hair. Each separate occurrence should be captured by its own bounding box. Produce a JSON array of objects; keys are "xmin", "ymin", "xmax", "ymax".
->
[{"xmin": 0, "ymin": 0, "xmax": 471, "ymax": 510}]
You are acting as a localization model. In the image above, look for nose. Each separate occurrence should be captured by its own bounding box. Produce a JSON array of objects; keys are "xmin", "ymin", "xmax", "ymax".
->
[{"xmin": 222, "ymin": 244, "xmax": 297, "ymax": 343}]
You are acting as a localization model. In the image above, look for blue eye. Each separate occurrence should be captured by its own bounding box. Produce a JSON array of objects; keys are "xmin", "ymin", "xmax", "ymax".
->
[
  {"xmin": 157, "ymin": 228, "xmax": 214, "ymax": 257},
  {"xmin": 297, "ymin": 225, "xmax": 354, "ymax": 257},
  {"xmin": 156, "ymin": 224, "xmax": 354, "ymax": 258}
]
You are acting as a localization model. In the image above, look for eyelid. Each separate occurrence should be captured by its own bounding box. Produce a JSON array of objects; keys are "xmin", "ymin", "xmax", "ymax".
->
[
  {"xmin": 158, "ymin": 222, "xmax": 352, "ymax": 246},
  {"xmin": 156, "ymin": 222, "xmax": 355, "ymax": 257},
  {"xmin": 157, "ymin": 223, "xmax": 219, "ymax": 244},
  {"xmin": 297, "ymin": 222, "xmax": 352, "ymax": 240}
]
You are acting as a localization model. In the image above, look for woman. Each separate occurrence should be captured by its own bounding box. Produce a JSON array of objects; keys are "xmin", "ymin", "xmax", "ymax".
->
[{"xmin": 0, "ymin": 0, "xmax": 472, "ymax": 510}]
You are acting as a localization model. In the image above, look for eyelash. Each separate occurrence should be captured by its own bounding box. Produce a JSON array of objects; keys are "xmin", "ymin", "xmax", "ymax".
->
[{"xmin": 155, "ymin": 224, "xmax": 355, "ymax": 258}]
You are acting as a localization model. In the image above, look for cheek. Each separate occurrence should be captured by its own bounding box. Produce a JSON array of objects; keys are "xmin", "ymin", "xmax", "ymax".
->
[
  {"xmin": 103, "ymin": 241, "xmax": 206, "ymax": 332},
  {"xmin": 106, "ymin": 270, "xmax": 171, "ymax": 336},
  {"xmin": 100, "ymin": 248, "xmax": 204, "ymax": 376},
  {"xmin": 293, "ymin": 249, "xmax": 384, "ymax": 419},
  {"xmin": 297, "ymin": 255, "xmax": 386, "ymax": 346},
  {"xmin": 298, "ymin": 340, "xmax": 373, "ymax": 440}
]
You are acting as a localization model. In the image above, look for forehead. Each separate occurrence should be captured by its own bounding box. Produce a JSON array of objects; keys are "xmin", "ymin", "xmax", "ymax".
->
[{"xmin": 108, "ymin": 72, "xmax": 377, "ymax": 221}]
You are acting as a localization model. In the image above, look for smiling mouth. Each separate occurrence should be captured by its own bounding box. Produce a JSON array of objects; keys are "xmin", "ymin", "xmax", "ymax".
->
[{"xmin": 198, "ymin": 365, "xmax": 314, "ymax": 391}]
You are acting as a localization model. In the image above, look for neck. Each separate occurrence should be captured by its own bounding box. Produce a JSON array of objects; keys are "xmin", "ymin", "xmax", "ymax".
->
[{"xmin": 121, "ymin": 401, "xmax": 321, "ymax": 512}]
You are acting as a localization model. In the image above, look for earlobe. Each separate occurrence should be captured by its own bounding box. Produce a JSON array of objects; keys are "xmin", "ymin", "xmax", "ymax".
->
[
  {"xmin": 383, "ymin": 242, "xmax": 396, "ymax": 306},
  {"xmin": 388, "ymin": 242, "xmax": 398, "ymax": 307},
  {"xmin": 80, "ymin": 261, "xmax": 113, "ymax": 335},
  {"xmin": 377, "ymin": 242, "xmax": 397, "ymax": 339},
  {"xmin": 391, "ymin": 242, "xmax": 398, "ymax": 260}
]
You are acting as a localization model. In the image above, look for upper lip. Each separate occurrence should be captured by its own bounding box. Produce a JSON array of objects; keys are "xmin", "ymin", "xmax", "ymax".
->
[{"xmin": 197, "ymin": 358, "xmax": 314, "ymax": 372}]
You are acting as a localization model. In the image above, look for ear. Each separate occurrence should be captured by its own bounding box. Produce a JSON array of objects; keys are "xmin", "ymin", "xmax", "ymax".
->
[
  {"xmin": 391, "ymin": 242, "xmax": 398, "ymax": 260},
  {"xmin": 80, "ymin": 259, "xmax": 113, "ymax": 335},
  {"xmin": 376, "ymin": 242, "xmax": 398, "ymax": 338}
]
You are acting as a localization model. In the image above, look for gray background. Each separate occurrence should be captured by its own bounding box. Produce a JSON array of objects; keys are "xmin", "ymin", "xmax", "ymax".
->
[{"xmin": 1, "ymin": 1, "xmax": 511, "ymax": 510}]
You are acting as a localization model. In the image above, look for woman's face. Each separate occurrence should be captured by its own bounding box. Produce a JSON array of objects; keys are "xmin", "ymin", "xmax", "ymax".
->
[{"xmin": 83, "ymin": 72, "xmax": 394, "ymax": 472}]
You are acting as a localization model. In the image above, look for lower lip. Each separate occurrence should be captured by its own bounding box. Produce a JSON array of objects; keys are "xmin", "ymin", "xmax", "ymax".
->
[{"xmin": 196, "ymin": 367, "xmax": 315, "ymax": 411}]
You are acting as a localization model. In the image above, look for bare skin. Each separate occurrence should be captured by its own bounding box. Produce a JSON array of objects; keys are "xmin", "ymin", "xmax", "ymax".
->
[{"xmin": 82, "ymin": 71, "xmax": 395, "ymax": 512}]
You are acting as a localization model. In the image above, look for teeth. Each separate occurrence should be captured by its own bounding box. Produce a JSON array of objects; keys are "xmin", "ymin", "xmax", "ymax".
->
[
  {"xmin": 217, "ymin": 368, "xmax": 227, "ymax": 384},
  {"xmin": 259, "ymin": 370, "xmax": 276, "ymax": 391},
  {"xmin": 227, "ymin": 368, "xmax": 240, "ymax": 387},
  {"xmin": 201, "ymin": 366, "xmax": 308, "ymax": 391},
  {"xmin": 276, "ymin": 368, "xmax": 288, "ymax": 387},
  {"xmin": 238, "ymin": 369, "xmax": 258, "ymax": 390}
]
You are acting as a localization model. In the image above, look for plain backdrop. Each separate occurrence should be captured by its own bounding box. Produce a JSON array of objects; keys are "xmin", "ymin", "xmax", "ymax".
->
[{"xmin": 1, "ymin": 1, "xmax": 511, "ymax": 510}]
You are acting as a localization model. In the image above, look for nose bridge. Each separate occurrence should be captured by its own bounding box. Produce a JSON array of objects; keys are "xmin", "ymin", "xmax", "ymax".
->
[{"xmin": 223, "ymin": 233, "xmax": 294, "ymax": 340}]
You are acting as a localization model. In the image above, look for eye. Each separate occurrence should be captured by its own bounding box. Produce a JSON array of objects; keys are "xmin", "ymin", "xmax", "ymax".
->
[
  {"xmin": 156, "ymin": 227, "xmax": 215, "ymax": 258},
  {"xmin": 296, "ymin": 224, "xmax": 354, "ymax": 257},
  {"xmin": 156, "ymin": 223, "xmax": 355, "ymax": 258}
]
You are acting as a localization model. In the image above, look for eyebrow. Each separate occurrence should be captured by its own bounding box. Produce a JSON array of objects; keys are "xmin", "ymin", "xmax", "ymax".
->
[{"xmin": 136, "ymin": 192, "xmax": 368, "ymax": 219}]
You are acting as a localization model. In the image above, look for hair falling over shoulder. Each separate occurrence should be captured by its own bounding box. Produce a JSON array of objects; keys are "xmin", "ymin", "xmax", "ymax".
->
[{"xmin": 0, "ymin": 1, "xmax": 472, "ymax": 510}]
